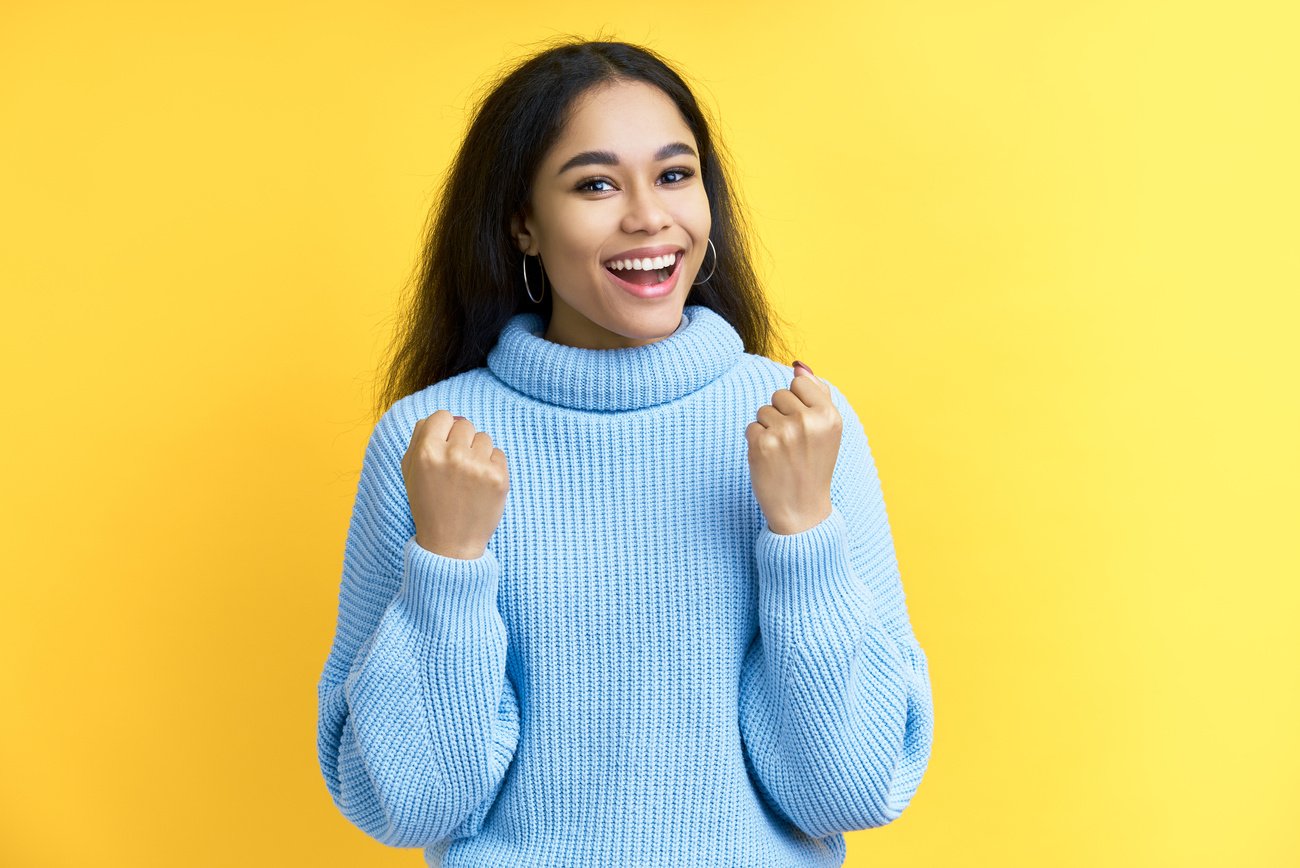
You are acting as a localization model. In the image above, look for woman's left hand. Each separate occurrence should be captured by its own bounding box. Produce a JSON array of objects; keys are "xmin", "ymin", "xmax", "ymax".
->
[{"xmin": 745, "ymin": 362, "xmax": 842, "ymax": 535}]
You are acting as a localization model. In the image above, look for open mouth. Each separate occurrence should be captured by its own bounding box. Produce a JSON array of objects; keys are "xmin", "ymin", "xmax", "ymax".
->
[{"xmin": 603, "ymin": 251, "xmax": 680, "ymax": 287}]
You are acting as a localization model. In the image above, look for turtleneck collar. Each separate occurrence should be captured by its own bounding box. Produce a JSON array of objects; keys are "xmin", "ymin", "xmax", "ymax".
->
[{"xmin": 486, "ymin": 304, "xmax": 745, "ymax": 412}]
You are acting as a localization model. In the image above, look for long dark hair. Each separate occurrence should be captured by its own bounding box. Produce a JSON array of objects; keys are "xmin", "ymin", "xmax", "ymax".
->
[{"xmin": 372, "ymin": 37, "xmax": 794, "ymax": 422}]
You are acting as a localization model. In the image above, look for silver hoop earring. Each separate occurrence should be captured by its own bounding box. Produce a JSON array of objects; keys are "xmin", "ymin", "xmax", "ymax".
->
[
  {"xmin": 692, "ymin": 238, "xmax": 717, "ymax": 286},
  {"xmin": 522, "ymin": 253, "xmax": 546, "ymax": 304}
]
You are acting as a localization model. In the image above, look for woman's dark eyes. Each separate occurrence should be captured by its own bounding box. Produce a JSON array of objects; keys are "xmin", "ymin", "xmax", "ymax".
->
[{"xmin": 576, "ymin": 168, "xmax": 695, "ymax": 193}]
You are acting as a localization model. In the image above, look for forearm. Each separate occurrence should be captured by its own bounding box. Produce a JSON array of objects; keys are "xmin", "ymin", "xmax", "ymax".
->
[{"xmin": 319, "ymin": 540, "xmax": 519, "ymax": 847}]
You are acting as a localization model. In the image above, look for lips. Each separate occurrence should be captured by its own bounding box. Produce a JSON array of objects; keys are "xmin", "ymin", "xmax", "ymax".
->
[{"xmin": 605, "ymin": 250, "xmax": 682, "ymax": 298}]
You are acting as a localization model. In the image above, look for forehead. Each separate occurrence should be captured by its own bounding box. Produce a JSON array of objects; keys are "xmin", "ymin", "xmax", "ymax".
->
[{"xmin": 548, "ymin": 80, "xmax": 697, "ymax": 162}]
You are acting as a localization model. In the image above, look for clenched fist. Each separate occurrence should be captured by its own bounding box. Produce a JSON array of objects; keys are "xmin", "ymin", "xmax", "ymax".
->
[
  {"xmin": 745, "ymin": 361, "xmax": 842, "ymax": 535},
  {"xmin": 401, "ymin": 409, "xmax": 510, "ymax": 560}
]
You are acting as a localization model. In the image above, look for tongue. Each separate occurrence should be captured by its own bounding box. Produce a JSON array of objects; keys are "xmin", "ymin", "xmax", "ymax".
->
[{"xmin": 611, "ymin": 266, "xmax": 664, "ymax": 286}]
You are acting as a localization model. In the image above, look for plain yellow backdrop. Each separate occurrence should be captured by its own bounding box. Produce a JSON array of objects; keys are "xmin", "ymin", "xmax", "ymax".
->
[{"xmin": 2, "ymin": 1, "xmax": 1297, "ymax": 865}]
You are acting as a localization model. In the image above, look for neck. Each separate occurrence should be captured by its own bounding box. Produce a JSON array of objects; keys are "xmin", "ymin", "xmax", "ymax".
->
[{"xmin": 542, "ymin": 303, "xmax": 687, "ymax": 350}]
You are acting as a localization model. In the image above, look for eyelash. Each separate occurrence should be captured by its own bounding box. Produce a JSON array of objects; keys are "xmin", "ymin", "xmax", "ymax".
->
[{"xmin": 575, "ymin": 168, "xmax": 696, "ymax": 193}]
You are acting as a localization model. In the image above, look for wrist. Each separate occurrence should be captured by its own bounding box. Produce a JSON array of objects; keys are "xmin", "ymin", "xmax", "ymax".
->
[
  {"xmin": 764, "ymin": 500, "xmax": 833, "ymax": 536},
  {"xmin": 415, "ymin": 534, "xmax": 487, "ymax": 560}
]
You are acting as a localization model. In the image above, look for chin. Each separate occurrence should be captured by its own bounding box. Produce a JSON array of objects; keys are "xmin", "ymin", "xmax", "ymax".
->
[{"xmin": 605, "ymin": 306, "xmax": 686, "ymax": 343}]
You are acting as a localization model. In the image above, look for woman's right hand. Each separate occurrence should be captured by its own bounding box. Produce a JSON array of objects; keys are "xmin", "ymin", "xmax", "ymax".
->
[{"xmin": 401, "ymin": 409, "xmax": 510, "ymax": 560}]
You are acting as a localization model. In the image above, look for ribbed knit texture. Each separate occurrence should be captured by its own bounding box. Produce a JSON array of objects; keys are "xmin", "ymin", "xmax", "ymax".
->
[{"xmin": 316, "ymin": 304, "xmax": 934, "ymax": 867}]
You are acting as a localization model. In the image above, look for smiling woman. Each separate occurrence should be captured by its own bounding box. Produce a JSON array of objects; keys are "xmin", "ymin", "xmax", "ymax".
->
[{"xmin": 316, "ymin": 37, "xmax": 934, "ymax": 868}]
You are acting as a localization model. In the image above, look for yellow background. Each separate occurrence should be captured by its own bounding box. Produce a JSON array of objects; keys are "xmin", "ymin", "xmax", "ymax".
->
[{"xmin": 3, "ymin": 1, "xmax": 1297, "ymax": 865}]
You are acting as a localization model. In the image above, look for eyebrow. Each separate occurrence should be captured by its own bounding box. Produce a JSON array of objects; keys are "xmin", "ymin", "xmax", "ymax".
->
[{"xmin": 556, "ymin": 141, "xmax": 698, "ymax": 176}]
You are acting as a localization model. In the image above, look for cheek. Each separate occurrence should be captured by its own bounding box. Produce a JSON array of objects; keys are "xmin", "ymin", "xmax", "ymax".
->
[
  {"xmin": 544, "ymin": 208, "xmax": 608, "ymax": 260},
  {"xmin": 685, "ymin": 189, "xmax": 712, "ymax": 235}
]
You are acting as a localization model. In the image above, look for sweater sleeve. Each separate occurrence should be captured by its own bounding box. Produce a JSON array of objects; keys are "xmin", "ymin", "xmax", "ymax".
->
[
  {"xmin": 316, "ymin": 408, "xmax": 520, "ymax": 848},
  {"xmin": 738, "ymin": 382, "xmax": 934, "ymax": 838}
]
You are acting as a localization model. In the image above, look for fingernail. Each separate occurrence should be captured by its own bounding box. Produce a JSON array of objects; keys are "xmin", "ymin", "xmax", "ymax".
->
[
  {"xmin": 453, "ymin": 415, "xmax": 466, "ymax": 420},
  {"xmin": 793, "ymin": 359, "xmax": 814, "ymax": 376}
]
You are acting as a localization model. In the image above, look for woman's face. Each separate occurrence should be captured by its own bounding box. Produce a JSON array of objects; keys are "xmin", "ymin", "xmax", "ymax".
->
[{"xmin": 512, "ymin": 79, "xmax": 712, "ymax": 349}]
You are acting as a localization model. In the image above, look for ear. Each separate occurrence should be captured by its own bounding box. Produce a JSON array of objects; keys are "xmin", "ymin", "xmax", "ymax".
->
[{"xmin": 510, "ymin": 209, "xmax": 539, "ymax": 256}]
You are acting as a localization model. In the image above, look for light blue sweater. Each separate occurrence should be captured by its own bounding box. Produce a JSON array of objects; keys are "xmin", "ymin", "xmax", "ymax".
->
[{"xmin": 316, "ymin": 304, "xmax": 934, "ymax": 867}]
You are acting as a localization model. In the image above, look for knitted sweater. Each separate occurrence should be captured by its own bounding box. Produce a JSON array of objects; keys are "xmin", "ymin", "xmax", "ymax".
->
[{"xmin": 316, "ymin": 304, "xmax": 934, "ymax": 867}]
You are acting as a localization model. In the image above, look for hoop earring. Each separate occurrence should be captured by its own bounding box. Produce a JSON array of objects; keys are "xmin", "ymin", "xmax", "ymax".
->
[
  {"xmin": 692, "ymin": 238, "xmax": 717, "ymax": 286},
  {"xmin": 522, "ymin": 253, "xmax": 546, "ymax": 304}
]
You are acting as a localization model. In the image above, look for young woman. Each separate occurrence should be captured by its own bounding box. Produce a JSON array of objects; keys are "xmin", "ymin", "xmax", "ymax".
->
[{"xmin": 316, "ymin": 39, "xmax": 934, "ymax": 867}]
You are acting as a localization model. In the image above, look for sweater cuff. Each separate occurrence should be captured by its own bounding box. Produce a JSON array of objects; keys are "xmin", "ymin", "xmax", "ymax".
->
[
  {"xmin": 395, "ymin": 536, "xmax": 501, "ymax": 634},
  {"xmin": 754, "ymin": 505, "xmax": 876, "ymax": 639}
]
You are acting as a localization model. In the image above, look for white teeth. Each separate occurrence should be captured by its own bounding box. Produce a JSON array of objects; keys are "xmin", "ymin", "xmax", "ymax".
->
[{"xmin": 605, "ymin": 252, "xmax": 677, "ymax": 271}]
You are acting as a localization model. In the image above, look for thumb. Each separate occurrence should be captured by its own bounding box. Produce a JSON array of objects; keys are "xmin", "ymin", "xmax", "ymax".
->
[{"xmin": 792, "ymin": 359, "xmax": 818, "ymax": 382}]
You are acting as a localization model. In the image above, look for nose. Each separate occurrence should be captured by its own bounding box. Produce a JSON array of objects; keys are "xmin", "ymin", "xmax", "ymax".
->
[{"xmin": 620, "ymin": 183, "xmax": 673, "ymax": 235}]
